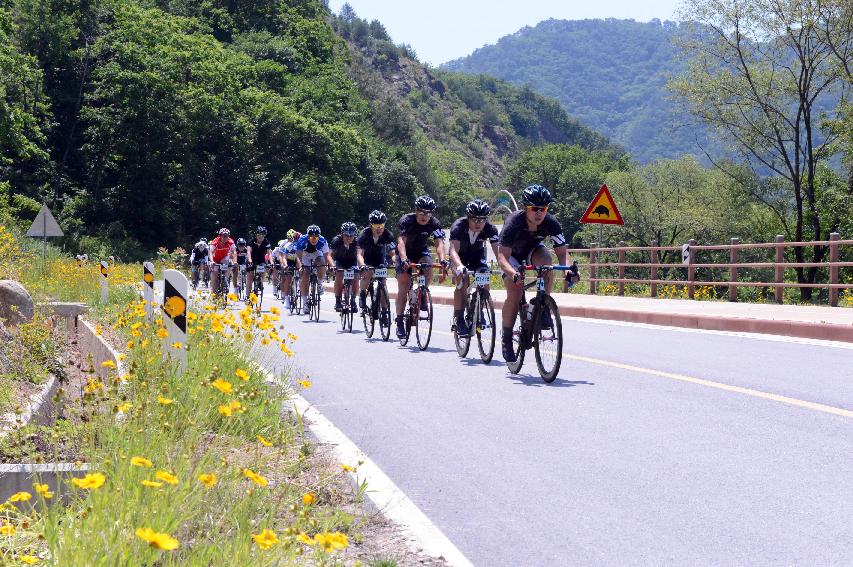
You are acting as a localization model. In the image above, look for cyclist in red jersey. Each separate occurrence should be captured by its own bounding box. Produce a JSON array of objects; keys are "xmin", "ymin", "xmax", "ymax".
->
[{"xmin": 209, "ymin": 227, "xmax": 237, "ymax": 295}]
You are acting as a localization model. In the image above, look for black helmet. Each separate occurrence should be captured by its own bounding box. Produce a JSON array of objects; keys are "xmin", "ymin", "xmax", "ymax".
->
[
  {"xmin": 522, "ymin": 184, "xmax": 552, "ymax": 207},
  {"xmin": 200, "ymin": 237, "xmax": 207, "ymax": 244},
  {"xmin": 414, "ymin": 195, "xmax": 436, "ymax": 212},
  {"xmin": 368, "ymin": 210, "xmax": 387, "ymax": 224},
  {"xmin": 466, "ymin": 199, "xmax": 491, "ymax": 217},
  {"xmin": 306, "ymin": 225, "xmax": 321, "ymax": 236},
  {"xmin": 341, "ymin": 221, "xmax": 357, "ymax": 236},
  {"xmin": 256, "ymin": 225, "xmax": 267, "ymax": 235},
  {"xmin": 236, "ymin": 238, "xmax": 247, "ymax": 246}
]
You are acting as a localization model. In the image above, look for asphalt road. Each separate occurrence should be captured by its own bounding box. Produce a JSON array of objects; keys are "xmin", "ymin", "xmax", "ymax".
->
[{"xmin": 239, "ymin": 286, "xmax": 853, "ymax": 566}]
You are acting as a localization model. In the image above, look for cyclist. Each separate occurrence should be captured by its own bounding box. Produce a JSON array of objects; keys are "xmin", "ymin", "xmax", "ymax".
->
[
  {"xmin": 395, "ymin": 195, "xmax": 448, "ymax": 339},
  {"xmin": 295, "ymin": 225, "xmax": 333, "ymax": 315},
  {"xmin": 356, "ymin": 210, "xmax": 396, "ymax": 311},
  {"xmin": 209, "ymin": 228, "xmax": 237, "ymax": 295},
  {"xmin": 449, "ymin": 199, "xmax": 500, "ymax": 337},
  {"xmin": 330, "ymin": 222, "xmax": 360, "ymax": 312},
  {"xmin": 189, "ymin": 238, "xmax": 210, "ymax": 288},
  {"xmin": 234, "ymin": 237, "xmax": 249, "ymax": 291},
  {"xmin": 497, "ymin": 185, "xmax": 573, "ymax": 362},
  {"xmin": 277, "ymin": 230, "xmax": 302, "ymax": 310},
  {"xmin": 246, "ymin": 226, "xmax": 272, "ymax": 300}
]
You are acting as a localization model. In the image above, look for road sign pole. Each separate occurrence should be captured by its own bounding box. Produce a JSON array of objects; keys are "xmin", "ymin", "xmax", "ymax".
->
[
  {"xmin": 162, "ymin": 269, "xmax": 188, "ymax": 373},
  {"xmin": 100, "ymin": 261, "xmax": 109, "ymax": 303},
  {"xmin": 143, "ymin": 262, "xmax": 155, "ymax": 320}
]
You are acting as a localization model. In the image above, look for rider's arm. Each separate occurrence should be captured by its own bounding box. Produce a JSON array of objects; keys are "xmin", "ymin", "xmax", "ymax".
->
[
  {"xmin": 397, "ymin": 235, "xmax": 408, "ymax": 263},
  {"xmin": 489, "ymin": 242, "xmax": 501, "ymax": 265},
  {"xmin": 356, "ymin": 247, "xmax": 366, "ymax": 267},
  {"xmin": 324, "ymin": 252, "xmax": 334, "ymax": 268},
  {"xmin": 449, "ymin": 240, "xmax": 463, "ymax": 271},
  {"xmin": 435, "ymin": 237, "xmax": 447, "ymax": 263}
]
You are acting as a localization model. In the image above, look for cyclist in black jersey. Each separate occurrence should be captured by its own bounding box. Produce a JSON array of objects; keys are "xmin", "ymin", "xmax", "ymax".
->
[
  {"xmin": 497, "ymin": 185, "xmax": 575, "ymax": 362},
  {"xmin": 395, "ymin": 195, "xmax": 448, "ymax": 339},
  {"xmin": 449, "ymin": 200, "xmax": 500, "ymax": 337},
  {"xmin": 356, "ymin": 210, "xmax": 396, "ymax": 310},
  {"xmin": 246, "ymin": 226, "xmax": 272, "ymax": 299},
  {"xmin": 330, "ymin": 222, "xmax": 360, "ymax": 312}
]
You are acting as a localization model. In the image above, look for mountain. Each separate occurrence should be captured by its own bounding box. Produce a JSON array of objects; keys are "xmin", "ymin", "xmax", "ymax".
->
[{"xmin": 443, "ymin": 18, "xmax": 723, "ymax": 164}]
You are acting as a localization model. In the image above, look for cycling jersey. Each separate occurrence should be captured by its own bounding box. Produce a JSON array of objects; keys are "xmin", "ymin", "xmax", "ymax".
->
[
  {"xmin": 398, "ymin": 213, "xmax": 444, "ymax": 260},
  {"xmin": 498, "ymin": 210, "xmax": 566, "ymax": 264},
  {"xmin": 235, "ymin": 246, "xmax": 248, "ymax": 265},
  {"xmin": 210, "ymin": 236, "xmax": 236, "ymax": 263},
  {"xmin": 329, "ymin": 235, "xmax": 358, "ymax": 268},
  {"xmin": 294, "ymin": 235, "xmax": 330, "ymax": 254},
  {"xmin": 190, "ymin": 245, "xmax": 209, "ymax": 264},
  {"xmin": 449, "ymin": 217, "xmax": 499, "ymax": 269},
  {"xmin": 357, "ymin": 227, "xmax": 396, "ymax": 267},
  {"xmin": 248, "ymin": 238, "xmax": 271, "ymax": 265}
]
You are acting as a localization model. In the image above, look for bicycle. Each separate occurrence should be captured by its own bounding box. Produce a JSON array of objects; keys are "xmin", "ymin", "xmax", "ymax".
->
[
  {"xmin": 272, "ymin": 265, "xmax": 283, "ymax": 299},
  {"xmin": 250, "ymin": 263, "xmax": 265, "ymax": 311},
  {"xmin": 191, "ymin": 259, "xmax": 209, "ymax": 290},
  {"xmin": 214, "ymin": 261, "xmax": 231, "ymax": 308},
  {"xmin": 236, "ymin": 264, "xmax": 247, "ymax": 300},
  {"xmin": 506, "ymin": 263, "xmax": 576, "ymax": 382},
  {"xmin": 303, "ymin": 265, "xmax": 324, "ymax": 322},
  {"xmin": 452, "ymin": 268, "xmax": 497, "ymax": 364},
  {"xmin": 337, "ymin": 267, "xmax": 359, "ymax": 333},
  {"xmin": 399, "ymin": 262, "xmax": 444, "ymax": 350},
  {"xmin": 361, "ymin": 265, "xmax": 392, "ymax": 341},
  {"xmin": 285, "ymin": 267, "xmax": 301, "ymax": 315}
]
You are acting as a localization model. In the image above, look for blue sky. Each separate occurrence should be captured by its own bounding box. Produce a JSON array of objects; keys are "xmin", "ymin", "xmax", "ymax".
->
[{"xmin": 328, "ymin": 0, "xmax": 684, "ymax": 65}]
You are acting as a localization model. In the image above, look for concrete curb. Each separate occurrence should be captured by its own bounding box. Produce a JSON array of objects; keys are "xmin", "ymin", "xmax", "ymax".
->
[
  {"xmin": 0, "ymin": 463, "xmax": 90, "ymax": 505},
  {"xmin": 78, "ymin": 319, "xmax": 123, "ymax": 379},
  {"xmin": 265, "ymin": 371, "xmax": 473, "ymax": 567},
  {"xmin": 323, "ymin": 283, "xmax": 853, "ymax": 343},
  {"xmin": 0, "ymin": 374, "xmax": 62, "ymax": 437}
]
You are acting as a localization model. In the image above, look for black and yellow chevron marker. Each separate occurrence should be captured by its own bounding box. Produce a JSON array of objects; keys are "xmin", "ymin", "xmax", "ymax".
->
[
  {"xmin": 100, "ymin": 261, "xmax": 108, "ymax": 278},
  {"xmin": 143, "ymin": 263, "xmax": 154, "ymax": 288},
  {"xmin": 162, "ymin": 278, "xmax": 187, "ymax": 334}
]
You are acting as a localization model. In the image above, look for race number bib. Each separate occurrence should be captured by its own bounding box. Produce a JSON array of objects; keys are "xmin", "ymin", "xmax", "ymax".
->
[
  {"xmin": 343, "ymin": 269, "xmax": 355, "ymax": 280},
  {"xmin": 474, "ymin": 272, "xmax": 491, "ymax": 286},
  {"xmin": 418, "ymin": 275, "xmax": 426, "ymax": 287},
  {"xmin": 256, "ymin": 264, "xmax": 266, "ymax": 273},
  {"xmin": 373, "ymin": 267, "xmax": 388, "ymax": 278}
]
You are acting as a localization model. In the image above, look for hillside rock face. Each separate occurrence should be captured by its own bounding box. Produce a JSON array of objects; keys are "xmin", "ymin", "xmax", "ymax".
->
[{"xmin": 0, "ymin": 280, "xmax": 34, "ymax": 325}]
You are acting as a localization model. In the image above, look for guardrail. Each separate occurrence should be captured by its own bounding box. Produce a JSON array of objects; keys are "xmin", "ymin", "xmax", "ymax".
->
[{"xmin": 566, "ymin": 233, "xmax": 853, "ymax": 306}]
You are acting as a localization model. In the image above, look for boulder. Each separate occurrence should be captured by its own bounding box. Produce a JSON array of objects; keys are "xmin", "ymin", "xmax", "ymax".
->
[{"xmin": 0, "ymin": 280, "xmax": 34, "ymax": 324}]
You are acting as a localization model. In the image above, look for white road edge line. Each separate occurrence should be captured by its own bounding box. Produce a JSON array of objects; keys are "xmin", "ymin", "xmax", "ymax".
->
[{"xmin": 265, "ymin": 371, "xmax": 474, "ymax": 567}]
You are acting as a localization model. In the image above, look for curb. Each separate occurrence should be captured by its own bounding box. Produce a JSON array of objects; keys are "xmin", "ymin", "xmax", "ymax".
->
[
  {"xmin": 0, "ymin": 374, "xmax": 62, "ymax": 437},
  {"xmin": 265, "ymin": 371, "xmax": 473, "ymax": 567},
  {"xmin": 322, "ymin": 283, "xmax": 853, "ymax": 343}
]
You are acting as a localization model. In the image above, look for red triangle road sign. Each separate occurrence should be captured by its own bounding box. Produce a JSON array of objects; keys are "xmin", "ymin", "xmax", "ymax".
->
[{"xmin": 580, "ymin": 184, "xmax": 624, "ymax": 225}]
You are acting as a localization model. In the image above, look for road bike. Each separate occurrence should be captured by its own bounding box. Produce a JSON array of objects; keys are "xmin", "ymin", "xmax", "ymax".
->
[
  {"xmin": 361, "ymin": 265, "xmax": 392, "ymax": 341},
  {"xmin": 506, "ymin": 264, "xmax": 575, "ymax": 382},
  {"xmin": 399, "ymin": 262, "xmax": 444, "ymax": 350},
  {"xmin": 191, "ymin": 259, "xmax": 210, "ymax": 290},
  {"xmin": 284, "ymin": 266, "xmax": 301, "ymax": 315},
  {"xmin": 214, "ymin": 261, "xmax": 231, "ymax": 308},
  {"xmin": 303, "ymin": 265, "xmax": 324, "ymax": 322},
  {"xmin": 337, "ymin": 267, "xmax": 358, "ymax": 332},
  {"xmin": 236, "ymin": 264, "xmax": 247, "ymax": 301},
  {"xmin": 251, "ymin": 263, "xmax": 265, "ymax": 311},
  {"xmin": 453, "ymin": 268, "xmax": 497, "ymax": 364}
]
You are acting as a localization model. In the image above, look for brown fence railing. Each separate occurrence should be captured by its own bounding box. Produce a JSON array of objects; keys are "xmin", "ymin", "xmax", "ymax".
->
[{"xmin": 565, "ymin": 233, "xmax": 853, "ymax": 306}]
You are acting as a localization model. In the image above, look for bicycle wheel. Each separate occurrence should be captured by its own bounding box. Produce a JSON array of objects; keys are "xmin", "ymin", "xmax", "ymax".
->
[
  {"xmin": 476, "ymin": 292, "xmax": 497, "ymax": 364},
  {"xmin": 290, "ymin": 278, "xmax": 300, "ymax": 315},
  {"xmin": 454, "ymin": 293, "xmax": 472, "ymax": 358},
  {"xmin": 533, "ymin": 295, "xmax": 563, "ymax": 383},
  {"xmin": 506, "ymin": 306, "xmax": 526, "ymax": 374},
  {"xmin": 398, "ymin": 305, "xmax": 411, "ymax": 346},
  {"xmin": 377, "ymin": 284, "xmax": 391, "ymax": 341},
  {"xmin": 362, "ymin": 285, "xmax": 375, "ymax": 337},
  {"xmin": 310, "ymin": 279, "xmax": 320, "ymax": 321},
  {"xmin": 340, "ymin": 284, "xmax": 350, "ymax": 331},
  {"xmin": 415, "ymin": 287, "xmax": 433, "ymax": 351}
]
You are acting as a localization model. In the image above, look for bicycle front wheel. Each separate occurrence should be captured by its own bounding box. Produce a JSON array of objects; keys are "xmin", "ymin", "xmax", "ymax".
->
[
  {"xmin": 310, "ymin": 279, "xmax": 321, "ymax": 321},
  {"xmin": 476, "ymin": 292, "xmax": 496, "ymax": 364},
  {"xmin": 415, "ymin": 287, "xmax": 433, "ymax": 351},
  {"xmin": 362, "ymin": 285, "xmax": 375, "ymax": 337},
  {"xmin": 454, "ymin": 293, "xmax": 473, "ymax": 358},
  {"xmin": 533, "ymin": 295, "xmax": 563, "ymax": 383},
  {"xmin": 398, "ymin": 306, "xmax": 411, "ymax": 346},
  {"xmin": 506, "ymin": 305, "xmax": 526, "ymax": 374},
  {"xmin": 377, "ymin": 284, "xmax": 391, "ymax": 341}
]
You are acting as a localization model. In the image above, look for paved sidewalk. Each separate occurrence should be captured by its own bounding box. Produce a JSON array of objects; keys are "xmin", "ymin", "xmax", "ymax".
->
[{"xmin": 327, "ymin": 280, "xmax": 853, "ymax": 342}]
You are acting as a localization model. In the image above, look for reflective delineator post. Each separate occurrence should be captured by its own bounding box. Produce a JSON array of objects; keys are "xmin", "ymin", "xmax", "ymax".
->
[
  {"xmin": 162, "ymin": 269, "xmax": 188, "ymax": 373},
  {"xmin": 100, "ymin": 261, "xmax": 109, "ymax": 303},
  {"xmin": 143, "ymin": 262, "xmax": 155, "ymax": 320}
]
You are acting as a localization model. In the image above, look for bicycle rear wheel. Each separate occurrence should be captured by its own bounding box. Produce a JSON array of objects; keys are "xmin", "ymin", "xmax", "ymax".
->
[
  {"xmin": 310, "ymin": 278, "xmax": 321, "ymax": 321},
  {"xmin": 415, "ymin": 287, "xmax": 433, "ymax": 351},
  {"xmin": 454, "ymin": 293, "xmax": 473, "ymax": 358},
  {"xmin": 362, "ymin": 285, "xmax": 375, "ymax": 337},
  {"xmin": 377, "ymin": 284, "xmax": 391, "ymax": 341},
  {"xmin": 289, "ymin": 278, "xmax": 300, "ymax": 315},
  {"xmin": 506, "ymin": 306, "xmax": 526, "ymax": 374},
  {"xmin": 476, "ymin": 292, "xmax": 496, "ymax": 364},
  {"xmin": 533, "ymin": 295, "xmax": 562, "ymax": 383},
  {"xmin": 398, "ymin": 305, "xmax": 411, "ymax": 346},
  {"xmin": 341, "ymin": 284, "xmax": 353, "ymax": 332}
]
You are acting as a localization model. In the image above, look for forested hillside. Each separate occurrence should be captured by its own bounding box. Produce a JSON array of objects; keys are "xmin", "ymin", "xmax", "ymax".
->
[{"xmin": 443, "ymin": 18, "xmax": 723, "ymax": 163}]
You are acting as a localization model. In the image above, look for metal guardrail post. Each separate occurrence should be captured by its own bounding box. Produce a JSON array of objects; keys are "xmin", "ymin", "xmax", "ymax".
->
[
  {"xmin": 829, "ymin": 232, "xmax": 840, "ymax": 307},
  {"xmin": 589, "ymin": 243, "xmax": 597, "ymax": 295},
  {"xmin": 650, "ymin": 240, "xmax": 658, "ymax": 298},
  {"xmin": 617, "ymin": 241, "xmax": 626, "ymax": 296},
  {"xmin": 687, "ymin": 239, "xmax": 696, "ymax": 299},
  {"xmin": 729, "ymin": 237, "xmax": 739, "ymax": 302},
  {"xmin": 774, "ymin": 235, "xmax": 785, "ymax": 304}
]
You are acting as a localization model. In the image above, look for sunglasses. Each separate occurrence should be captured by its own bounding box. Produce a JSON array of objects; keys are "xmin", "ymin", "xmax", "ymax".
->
[
  {"xmin": 469, "ymin": 216, "xmax": 487, "ymax": 222},
  {"xmin": 415, "ymin": 210, "xmax": 433, "ymax": 216},
  {"xmin": 526, "ymin": 205, "xmax": 549, "ymax": 213},
  {"xmin": 308, "ymin": 235, "xmax": 319, "ymax": 240},
  {"xmin": 370, "ymin": 223, "xmax": 386, "ymax": 229}
]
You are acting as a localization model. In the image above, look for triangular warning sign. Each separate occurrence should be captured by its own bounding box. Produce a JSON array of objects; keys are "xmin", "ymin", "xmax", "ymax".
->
[
  {"xmin": 26, "ymin": 204, "xmax": 64, "ymax": 237},
  {"xmin": 580, "ymin": 184, "xmax": 624, "ymax": 225}
]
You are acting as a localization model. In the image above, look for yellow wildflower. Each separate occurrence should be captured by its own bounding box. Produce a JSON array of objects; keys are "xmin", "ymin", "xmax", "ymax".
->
[
  {"xmin": 156, "ymin": 328, "xmax": 168, "ymax": 339},
  {"xmin": 198, "ymin": 474, "xmax": 217, "ymax": 487},
  {"xmin": 8, "ymin": 491, "xmax": 32, "ymax": 503},
  {"xmin": 302, "ymin": 492, "xmax": 317, "ymax": 506},
  {"xmin": 298, "ymin": 380, "xmax": 312, "ymax": 389},
  {"xmin": 212, "ymin": 378, "xmax": 233, "ymax": 394},
  {"xmin": 130, "ymin": 456, "xmax": 153, "ymax": 468},
  {"xmin": 101, "ymin": 360, "xmax": 116, "ymax": 369},
  {"xmin": 0, "ymin": 523, "xmax": 14, "ymax": 535},
  {"xmin": 252, "ymin": 529, "xmax": 279, "ymax": 550},
  {"xmin": 340, "ymin": 463, "xmax": 354, "ymax": 472},
  {"xmin": 21, "ymin": 556, "xmax": 39, "ymax": 564},
  {"xmin": 135, "ymin": 527, "xmax": 179, "ymax": 551},
  {"xmin": 34, "ymin": 483, "xmax": 53, "ymax": 499},
  {"xmin": 116, "ymin": 402, "xmax": 131, "ymax": 413},
  {"xmin": 157, "ymin": 396, "xmax": 173, "ymax": 405},
  {"xmin": 234, "ymin": 369, "xmax": 249, "ymax": 381},
  {"xmin": 227, "ymin": 293, "xmax": 238, "ymax": 301},
  {"xmin": 288, "ymin": 333, "xmax": 298, "ymax": 341},
  {"xmin": 217, "ymin": 404, "xmax": 233, "ymax": 417},
  {"xmin": 71, "ymin": 472, "xmax": 106, "ymax": 490},
  {"xmin": 296, "ymin": 532, "xmax": 315, "ymax": 546},
  {"xmin": 140, "ymin": 339, "xmax": 150, "ymax": 348},
  {"xmin": 141, "ymin": 480, "xmax": 163, "ymax": 488},
  {"xmin": 314, "ymin": 531, "xmax": 348, "ymax": 552},
  {"xmin": 260, "ymin": 338, "xmax": 270, "ymax": 346},
  {"xmin": 170, "ymin": 342, "xmax": 183, "ymax": 350},
  {"xmin": 257, "ymin": 435, "xmax": 273, "ymax": 447},
  {"xmin": 242, "ymin": 468, "xmax": 268, "ymax": 487},
  {"xmin": 269, "ymin": 306, "xmax": 280, "ymax": 315},
  {"xmin": 155, "ymin": 470, "xmax": 179, "ymax": 485}
]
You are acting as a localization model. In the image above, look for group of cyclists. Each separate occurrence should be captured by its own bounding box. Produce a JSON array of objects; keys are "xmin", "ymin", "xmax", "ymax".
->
[{"xmin": 188, "ymin": 184, "xmax": 579, "ymax": 364}]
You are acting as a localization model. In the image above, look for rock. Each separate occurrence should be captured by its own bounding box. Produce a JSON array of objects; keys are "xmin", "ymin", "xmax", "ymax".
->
[{"xmin": 0, "ymin": 280, "xmax": 34, "ymax": 325}]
